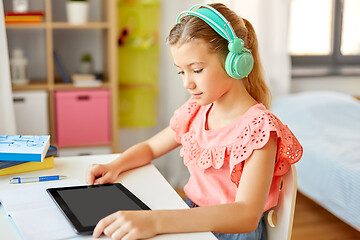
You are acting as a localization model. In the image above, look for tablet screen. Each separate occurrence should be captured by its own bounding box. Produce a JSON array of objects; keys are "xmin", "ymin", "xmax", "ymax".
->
[{"xmin": 47, "ymin": 183, "xmax": 150, "ymax": 234}]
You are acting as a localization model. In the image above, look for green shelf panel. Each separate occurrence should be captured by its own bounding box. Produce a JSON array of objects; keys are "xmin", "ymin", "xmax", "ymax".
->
[{"xmin": 118, "ymin": 87, "xmax": 157, "ymax": 127}]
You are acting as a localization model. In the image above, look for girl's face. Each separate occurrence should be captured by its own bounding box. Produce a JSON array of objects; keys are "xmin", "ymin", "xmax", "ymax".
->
[{"xmin": 170, "ymin": 39, "xmax": 235, "ymax": 106}]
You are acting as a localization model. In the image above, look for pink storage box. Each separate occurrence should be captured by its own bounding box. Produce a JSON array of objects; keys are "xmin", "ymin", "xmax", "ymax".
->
[{"xmin": 55, "ymin": 89, "xmax": 111, "ymax": 147}]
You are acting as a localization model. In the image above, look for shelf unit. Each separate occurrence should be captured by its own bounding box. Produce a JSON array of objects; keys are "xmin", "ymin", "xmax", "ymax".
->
[{"xmin": 5, "ymin": 0, "xmax": 118, "ymax": 153}]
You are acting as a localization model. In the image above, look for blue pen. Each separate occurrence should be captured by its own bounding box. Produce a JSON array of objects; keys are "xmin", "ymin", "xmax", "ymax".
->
[{"xmin": 9, "ymin": 175, "xmax": 66, "ymax": 184}]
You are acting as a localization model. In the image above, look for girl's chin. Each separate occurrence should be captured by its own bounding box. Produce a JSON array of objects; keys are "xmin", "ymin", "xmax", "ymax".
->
[{"xmin": 192, "ymin": 96, "xmax": 211, "ymax": 106}]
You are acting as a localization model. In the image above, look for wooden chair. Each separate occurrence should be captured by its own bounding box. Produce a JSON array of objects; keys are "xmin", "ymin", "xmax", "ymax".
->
[{"xmin": 265, "ymin": 165, "xmax": 297, "ymax": 240}]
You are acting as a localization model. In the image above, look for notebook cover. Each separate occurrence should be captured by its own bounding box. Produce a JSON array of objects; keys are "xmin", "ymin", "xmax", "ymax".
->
[
  {"xmin": 0, "ymin": 145, "xmax": 57, "ymax": 170},
  {"xmin": 0, "ymin": 156, "xmax": 54, "ymax": 176},
  {"xmin": 0, "ymin": 135, "xmax": 50, "ymax": 162}
]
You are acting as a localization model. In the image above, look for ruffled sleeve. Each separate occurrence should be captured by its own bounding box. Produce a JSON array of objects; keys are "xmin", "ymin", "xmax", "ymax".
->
[
  {"xmin": 229, "ymin": 110, "xmax": 303, "ymax": 187},
  {"xmin": 170, "ymin": 98, "xmax": 201, "ymax": 143}
]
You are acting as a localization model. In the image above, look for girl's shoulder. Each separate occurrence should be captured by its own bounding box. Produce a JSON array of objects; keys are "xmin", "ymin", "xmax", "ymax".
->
[
  {"xmin": 170, "ymin": 98, "xmax": 202, "ymax": 143},
  {"xmin": 233, "ymin": 103, "xmax": 302, "ymax": 160},
  {"xmin": 230, "ymin": 102, "xmax": 303, "ymax": 181},
  {"xmin": 238, "ymin": 103, "xmax": 288, "ymax": 135}
]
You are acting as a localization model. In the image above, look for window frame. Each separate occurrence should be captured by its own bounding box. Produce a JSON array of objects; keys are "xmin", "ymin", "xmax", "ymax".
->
[{"xmin": 291, "ymin": 0, "xmax": 360, "ymax": 78}]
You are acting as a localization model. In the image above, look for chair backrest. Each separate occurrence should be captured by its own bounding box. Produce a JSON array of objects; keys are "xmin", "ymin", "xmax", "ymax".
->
[{"xmin": 265, "ymin": 165, "xmax": 297, "ymax": 240}]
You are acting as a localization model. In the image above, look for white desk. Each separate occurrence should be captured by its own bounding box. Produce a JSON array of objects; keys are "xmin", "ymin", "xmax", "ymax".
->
[{"xmin": 0, "ymin": 154, "xmax": 216, "ymax": 240}]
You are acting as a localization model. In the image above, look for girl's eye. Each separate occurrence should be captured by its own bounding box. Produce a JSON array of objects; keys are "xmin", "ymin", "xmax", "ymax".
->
[
  {"xmin": 177, "ymin": 71, "xmax": 184, "ymax": 75},
  {"xmin": 194, "ymin": 69, "xmax": 203, "ymax": 73}
]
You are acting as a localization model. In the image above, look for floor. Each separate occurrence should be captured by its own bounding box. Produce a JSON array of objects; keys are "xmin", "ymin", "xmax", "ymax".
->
[
  {"xmin": 175, "ymin": 189, "xmax": 360, "ymax": 240},
  {"xmin": 292, "ymin": 192, "xmax": 360, "ymax": 240}
]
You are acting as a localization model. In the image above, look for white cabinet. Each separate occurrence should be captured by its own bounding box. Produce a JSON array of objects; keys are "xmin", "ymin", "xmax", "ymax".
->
[{"xmin": 12, "ymin": 90, "xmax": 49, "ymax": 135}]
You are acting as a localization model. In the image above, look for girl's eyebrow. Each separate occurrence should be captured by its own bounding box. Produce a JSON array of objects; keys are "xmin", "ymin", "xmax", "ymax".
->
[{"xmin": 174, "ymin": 62, "xmax": 205, "ymax": 67}]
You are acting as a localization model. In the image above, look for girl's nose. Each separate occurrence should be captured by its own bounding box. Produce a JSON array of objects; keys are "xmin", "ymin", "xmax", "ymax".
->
[{"xmin": 183, "ymin": 76, "xmax": 195, "ymax": 90}]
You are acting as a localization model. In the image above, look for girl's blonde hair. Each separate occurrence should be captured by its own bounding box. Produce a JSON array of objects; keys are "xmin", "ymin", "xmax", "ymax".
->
[{"xmin": 167, "ymin": 3, "xmax": 271, "ymax": 109}]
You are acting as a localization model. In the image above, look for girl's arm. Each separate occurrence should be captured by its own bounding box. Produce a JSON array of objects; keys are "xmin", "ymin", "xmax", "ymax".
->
[
  {"xmin": 93, "ymin": 133, "xmax": 277, "ymax": 239},
  {"xmin": 86, "ymin": 126, "xmax": 180, "ymax": 185}
]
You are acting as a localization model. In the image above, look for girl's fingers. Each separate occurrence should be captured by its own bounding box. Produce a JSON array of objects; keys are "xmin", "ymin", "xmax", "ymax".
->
[
  {"xmin": 86, "ymin": 164, "xmax": 103, "ymax": 185},
  {"xmin": 94, "ymin": 172, "xmax": 113, "ymax": 185},
  {"xmin": 102, "ymin": 216, "xmax": 131, "ymax": 239},
  {"xmin": 85, "ymin": 165, "xmax": 96, "ymax": 184},
  {"xmin": 93, "ymin": 211, "xmax": 155, "ymax": 240},
  {"xmin": 93, "ymin": 214, "xmax": 116, "ymax": 238},
  {"xmin": 110, "ymin": 226, "xmax": 130, "ymax": 240},
  {"xmin": 121, "ymin": 231, "xmax": 138, "ymax": 240}
]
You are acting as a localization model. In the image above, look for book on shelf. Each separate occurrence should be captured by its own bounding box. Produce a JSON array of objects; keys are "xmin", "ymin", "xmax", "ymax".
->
[
  {"xmin": 0, "ymin": 145, "xmax": 57, "ymax": 170},
  {"xmin": 0, "ymin": 156, "xmax": 54, "ymax": 176},
  {"xmin": 53, "ymin": 51, "xmax": 71, "ymax": 84},
  {"xmin": 5, "ymin": 16, "xmax": 43, "ymax": 23},
  {"xmin": 6, "ymin": 20, "xmax": 42, "ymax": 24},
  {"xmin": 71, "ymin": 73, "xmax": 102, "ymax": 87},
  {"xmin": 5, "ymin": 11, "xmax": 44, "ymax": 24},
  {"xmin": 0, "ymin": 135, "xmax": 50, "ymax": 162},
  {"xmin": 5, "ymin": 11, "xmax": 44, "ymax": 16}
]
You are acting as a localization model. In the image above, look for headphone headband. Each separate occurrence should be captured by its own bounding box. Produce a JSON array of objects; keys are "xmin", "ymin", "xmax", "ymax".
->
[{"xmin": 176, "ymin": 4, "xmax": 237, "ymax": 42}]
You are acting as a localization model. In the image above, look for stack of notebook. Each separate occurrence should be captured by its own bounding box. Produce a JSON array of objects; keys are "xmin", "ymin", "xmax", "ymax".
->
[
  {"xmin": 0, "ymin": 135, "xmax": 57, "ymax": 176},
  {"xmin": 4, "ymin": 11, "xmax": 45, "ymax": 24}
]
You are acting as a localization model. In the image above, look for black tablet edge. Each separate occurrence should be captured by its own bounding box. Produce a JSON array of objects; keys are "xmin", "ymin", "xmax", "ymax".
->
[
  {"xmin": 46, "ymin": 183, "xmax": 151, "ymax": 235},
  {"xmin": 47, "ymin": 187, "xmax": 93, "ymax": 234},
  {"xmin": 112, "ymin": 183, "xmax": 151, "ymax": 211}
]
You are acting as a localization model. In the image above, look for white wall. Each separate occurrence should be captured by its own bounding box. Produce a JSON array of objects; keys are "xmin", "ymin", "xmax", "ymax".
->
[{"xmin": 291, "ymin": 76, "xmax": 360, "ymax": 96}]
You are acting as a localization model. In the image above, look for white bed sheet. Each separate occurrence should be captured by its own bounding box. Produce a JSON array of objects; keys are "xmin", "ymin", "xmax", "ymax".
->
[{"xmin": 272, "ymin": 91, "xmax": 360, "ymax": 231}]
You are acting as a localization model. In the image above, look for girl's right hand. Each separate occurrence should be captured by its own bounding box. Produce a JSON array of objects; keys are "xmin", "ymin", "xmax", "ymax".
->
[{"xmin": 86, "ymin": 163, "xmax": 120, "ymax": 185}]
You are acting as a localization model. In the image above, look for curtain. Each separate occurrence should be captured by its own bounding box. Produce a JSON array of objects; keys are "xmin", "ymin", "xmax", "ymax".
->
[
  {"xmin": 0, "ymin": 1, "xmax": 17, "ymax": 135},
  {"xmin": 205, "ymin": 0, "xmax": 292, "ymax": 97}
]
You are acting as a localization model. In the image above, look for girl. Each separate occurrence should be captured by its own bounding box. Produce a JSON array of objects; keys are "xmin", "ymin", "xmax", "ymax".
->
[{"xmin": 86, "ymin": 3, "xmax": 302, "ymax": 240}]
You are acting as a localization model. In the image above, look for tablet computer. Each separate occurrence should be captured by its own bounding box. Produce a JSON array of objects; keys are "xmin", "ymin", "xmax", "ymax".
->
[{"xmin": 47, "ymin": 183, "xmax": 151, "ymax": 234}]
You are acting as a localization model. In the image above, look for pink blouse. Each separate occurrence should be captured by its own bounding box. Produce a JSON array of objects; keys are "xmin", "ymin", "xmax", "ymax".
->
[{"xmin": 170, "ymin": 98, "xmax": 303, "ymax": 212}]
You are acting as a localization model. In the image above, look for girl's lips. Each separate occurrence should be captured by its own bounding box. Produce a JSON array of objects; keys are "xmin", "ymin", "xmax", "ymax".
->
[{"xmin": 191, "ymin": 93, "xmax": 203, "ymax": 98}]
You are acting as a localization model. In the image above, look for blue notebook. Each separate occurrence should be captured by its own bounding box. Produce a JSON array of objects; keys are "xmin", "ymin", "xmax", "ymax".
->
[
  {"xmin": 0, "ymin": 135, "xmax": 50, "ymax": 162},
  {"xmin": 0, "ymin": 145, "xmax": 57, "ymax": 170}
]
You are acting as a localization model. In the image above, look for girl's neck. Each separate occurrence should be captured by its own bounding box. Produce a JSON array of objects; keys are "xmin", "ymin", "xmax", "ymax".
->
[
  {"xmin": 212, "ymin": 79, "xmax": 257, "ymax": 117},
  {"xmin": 206, "ymin": 79, "xmax": 258, "ymax": 130}
]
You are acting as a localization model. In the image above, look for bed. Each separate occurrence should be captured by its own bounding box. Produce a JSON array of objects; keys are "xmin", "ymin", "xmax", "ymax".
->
[{"xmin": 271, "ymin": 90, "xmax": 360, "ymax": 231}]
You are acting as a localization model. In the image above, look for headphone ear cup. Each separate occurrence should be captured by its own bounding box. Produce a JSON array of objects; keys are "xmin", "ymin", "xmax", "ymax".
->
[
  {"xmin": 225, "ymin": 52, "xmax": 239, "ymax": 79},
  {"xmin": 235, "ymin": 52, "xmax": 254, "ymax": 78},
  {"xmin": 225, "ymin": 51, "xmax": 254, "ymax": 79}
]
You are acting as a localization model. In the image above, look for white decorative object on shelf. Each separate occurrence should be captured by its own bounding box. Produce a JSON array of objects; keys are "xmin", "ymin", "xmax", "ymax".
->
[
  {"xmin": 10, "ymin": 49, "xmax": 29, "ymax": 85},
  {"xmin": 66, "ymin": 0, "xmax": 89, "ymax": 25},
  {"xmin": 12, "ymin": 0, "xmax": 28, "ymax": 13}
]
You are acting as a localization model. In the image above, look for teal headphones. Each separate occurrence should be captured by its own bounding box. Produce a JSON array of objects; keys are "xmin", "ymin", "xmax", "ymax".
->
[{"xmin": 176, "ymin": 4, "xmax": 254, "ymax": 79}]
